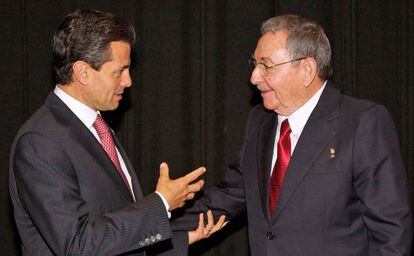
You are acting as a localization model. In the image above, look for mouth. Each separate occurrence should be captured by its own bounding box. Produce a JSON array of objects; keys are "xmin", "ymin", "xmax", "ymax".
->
[
  {"xmin": 256, "ymin": 85, "xmax": 270, "ymax": 92},
  {"xmin": 114, "ymin": 92, "xmax": 123, "ymax": 100},
  {"xmin": 258, "ymin": 88, "xmax": 274, "ymax": 98},
  {"xmin": 258, "ymin": 88, "xmax": 272, "ymax": 94}
]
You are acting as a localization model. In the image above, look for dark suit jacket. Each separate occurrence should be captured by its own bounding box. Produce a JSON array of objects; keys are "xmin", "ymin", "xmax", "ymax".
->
[
  {"xmin": 9, "ymin": 92, "xmax": 186, "ymax": 256},
  {"xmin": 173, "ymin": 82, "xmax": 412, "ymax": 255}
]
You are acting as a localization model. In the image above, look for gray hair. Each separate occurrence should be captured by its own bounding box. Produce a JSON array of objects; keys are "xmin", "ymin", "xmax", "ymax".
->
[{"xmin": 261, "ymin": 14, "xmax": 331, "ymax": 80}]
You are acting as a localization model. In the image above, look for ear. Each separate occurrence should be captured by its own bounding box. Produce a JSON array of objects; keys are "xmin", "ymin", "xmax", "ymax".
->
[
  {"xmin": 72, "ymin": 61, "xmax": 90, "ymax": 85},
  {"xmin": 301, "ymin": 58, "xmax": 317, "ymax": 87}
]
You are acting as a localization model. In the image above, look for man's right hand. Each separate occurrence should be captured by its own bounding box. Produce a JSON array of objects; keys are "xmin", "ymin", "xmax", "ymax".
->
[{"xmin": 156, "ymin": 162, "xmax": 205, "ymax": 211}]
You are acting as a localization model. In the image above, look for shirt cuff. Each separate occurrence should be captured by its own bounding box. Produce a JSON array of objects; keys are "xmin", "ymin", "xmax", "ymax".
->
[{"xmin": 155, "ymin": 191, "xmax": 171, "ymax": 219}]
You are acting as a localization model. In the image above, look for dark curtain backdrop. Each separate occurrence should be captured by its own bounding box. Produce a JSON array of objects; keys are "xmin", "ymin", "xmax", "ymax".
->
[{"xmin": 1, "ymin": 1, "xmax": 413, "ymax": 255}]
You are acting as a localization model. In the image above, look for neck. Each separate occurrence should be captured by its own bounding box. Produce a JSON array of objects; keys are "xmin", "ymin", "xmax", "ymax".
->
[
  {"xmin": 57, "ymin": 83, "xmax": 96, "ymax": 111},
  {"xmin": 275, "ymin": 79, "xmax": 325, "ymax": 116}
]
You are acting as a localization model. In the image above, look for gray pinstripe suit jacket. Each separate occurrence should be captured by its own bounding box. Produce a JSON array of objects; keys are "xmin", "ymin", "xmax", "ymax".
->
[{"xmin": 9, "ymin": 92, "xmax": 186, "ymax": 256}]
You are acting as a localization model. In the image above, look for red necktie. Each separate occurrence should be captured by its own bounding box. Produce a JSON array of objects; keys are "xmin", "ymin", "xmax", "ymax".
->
[
  {"xmin": 269, "ymin": 119, "xmax": 291, "ymax": 216},
  {"xmin": 93, "ymin": 115, "xmax": 133, "ymax": 196}
]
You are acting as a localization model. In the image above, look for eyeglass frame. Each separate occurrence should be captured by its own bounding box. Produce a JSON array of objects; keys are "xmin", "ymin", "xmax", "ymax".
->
[{"xmin": 249, "ymin": 57, "xmax": 307, "ymax": 75}]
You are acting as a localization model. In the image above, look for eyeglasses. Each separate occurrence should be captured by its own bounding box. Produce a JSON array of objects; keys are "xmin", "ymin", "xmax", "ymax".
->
[{"xmin": 248, "ymin": 57, "xmax": 306, "ymax": 76}]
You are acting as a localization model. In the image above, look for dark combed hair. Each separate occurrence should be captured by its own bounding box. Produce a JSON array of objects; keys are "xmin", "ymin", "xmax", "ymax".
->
[{"xmin": 52, "ymin": 9, "xmax": 135, "ymax": 84}]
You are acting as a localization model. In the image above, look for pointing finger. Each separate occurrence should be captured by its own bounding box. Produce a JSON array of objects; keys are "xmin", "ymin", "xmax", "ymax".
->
[{"xmin": 183, "ymin": 167, "xmax": 206, "ymax": 183}]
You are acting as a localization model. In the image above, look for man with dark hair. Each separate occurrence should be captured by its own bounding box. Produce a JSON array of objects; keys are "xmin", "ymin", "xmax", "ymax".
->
[
  {"xmin": 52, "ymin": 9, "xmax": 137, "ymax": 85},
  {"xmin": 174, "ymin": 14, "xmax": 412, "ymax": 255},
  {"xmin": 9, "ymin": 9, "xmax": 224, "ymax": 256}
]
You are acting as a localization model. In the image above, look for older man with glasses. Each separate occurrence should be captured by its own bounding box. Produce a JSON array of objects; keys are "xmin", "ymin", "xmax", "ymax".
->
[{"xmin": 173, "ymin": 14, "xmax": 412, "ymax": 256}]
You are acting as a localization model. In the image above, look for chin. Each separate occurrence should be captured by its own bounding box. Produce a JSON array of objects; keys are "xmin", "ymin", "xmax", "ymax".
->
[
  {"xmin": 263, "ymin": 101, "xmax": 278, "ymax": 111},
  {"xmin": 102, "ymin": 105, "xmax": 119, "ymax": 111},
  {"xmin": 109, "ymin": 105, "xmax": 119, "ymax": 111}
]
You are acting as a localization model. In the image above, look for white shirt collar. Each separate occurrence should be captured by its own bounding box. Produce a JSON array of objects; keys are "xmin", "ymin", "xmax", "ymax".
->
[
  {"xmin": 54, "ymin": 85, "xmax": 99, "ymax": 129},
  {"xmin": 278, "ymin": 81, "xmax": 327, "ymax": 135}
]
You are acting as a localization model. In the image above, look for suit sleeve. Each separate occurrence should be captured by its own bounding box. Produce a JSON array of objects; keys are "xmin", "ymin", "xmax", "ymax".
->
[
  {"xmin": 170, "ymin": 106, "xmax": 264, "ymax": 231},
  {"xmin": 171, "ymin": 160, "xmax": 247, "ymax": 232},
  {"xmin": 353, "ymin": 105, "xmax": 412, "ymax": 255},
  {"xmin": 12, "ymin": 131, "xmax": 178, "ymax": 256},
  {"xmin": 145, "ymin": 231, "xmax": 188, "ymax": 256}
]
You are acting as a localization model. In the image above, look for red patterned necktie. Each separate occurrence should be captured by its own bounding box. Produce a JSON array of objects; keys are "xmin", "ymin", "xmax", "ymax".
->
[
  {"xmin": 269, "ymin": 119, "xmax": 291, "ymax": 216},
  {"xmin": 93, "ymin": 115, "xmax": 133, "ymax": 196}
]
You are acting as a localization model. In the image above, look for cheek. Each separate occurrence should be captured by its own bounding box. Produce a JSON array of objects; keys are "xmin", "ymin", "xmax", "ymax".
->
[
  {"xmin": 102, "ymin": 79, "xmax": 117, "ymax": 95},
  {"xmin": 111, "ymin": 77, "xmax": 121, "ymax": 90},
  {"xmin": 265, "ymin": 74, "xmax": 296, "ymax": 98},
  {"xmin": 265, "ymin": 77, "xmax": 284, "ymax": 97}
]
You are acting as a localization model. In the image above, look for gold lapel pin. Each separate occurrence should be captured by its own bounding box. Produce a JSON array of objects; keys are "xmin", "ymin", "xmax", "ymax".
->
[{"xmin": 329, "ymin": 148, "xmax": 336, "ymax": 159}]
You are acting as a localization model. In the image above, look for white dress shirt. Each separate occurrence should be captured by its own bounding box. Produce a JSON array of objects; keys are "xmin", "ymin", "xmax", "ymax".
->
[{"xmin": 270, "ymin": 81, "xmax": 327, "ymax": 175}]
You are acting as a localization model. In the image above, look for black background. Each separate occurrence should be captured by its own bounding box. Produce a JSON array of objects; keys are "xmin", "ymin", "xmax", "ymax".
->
[{"xmin": 1, "ymin": 1, "xmax": 413, "ymax": 255}]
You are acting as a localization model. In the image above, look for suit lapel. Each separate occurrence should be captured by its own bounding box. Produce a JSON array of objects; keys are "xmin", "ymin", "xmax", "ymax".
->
[
  {"xmin": 113, "ymin": 136, "xmax": 144, "ymax": 200},
  {"xmin": 256, "ymin": 112, "xmax": 278, "ymax": 222},
  {"xmin": 46, "ymin": 93, "xmax": 134, "ymax": 202},
  {"xmin": 272, "ymin": 83, "xmax": 341, "ymax": 222}
]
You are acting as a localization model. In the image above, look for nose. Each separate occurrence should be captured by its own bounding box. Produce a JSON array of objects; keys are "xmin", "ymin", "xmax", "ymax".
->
[
  {"xmin": 121, "ymin": 69, "xmax": 132, "ymax": 88},
  {"xmin": 250, "ymin": 67, "xmax": 263, "ymax": 85}
]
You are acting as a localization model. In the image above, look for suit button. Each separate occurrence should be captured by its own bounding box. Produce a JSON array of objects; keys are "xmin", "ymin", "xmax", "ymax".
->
[{"xmin": 267, "ymin": 232, "xmax": 275, "ymax": 240}]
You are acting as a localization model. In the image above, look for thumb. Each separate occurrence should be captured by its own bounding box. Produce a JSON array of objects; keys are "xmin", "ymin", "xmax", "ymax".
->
[{"xmin": 159, "ymin": 162, "xmax": 170, "ymax": 179}]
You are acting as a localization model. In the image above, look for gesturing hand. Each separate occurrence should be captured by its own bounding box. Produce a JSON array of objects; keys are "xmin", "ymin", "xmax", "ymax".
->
[
  {"xmin": 156, "ymin": 163, "xmax": 205, "ymax": 211},
  {"xmin": 188, "ymin": 210, "xmax": 228, "ymax": 245}
]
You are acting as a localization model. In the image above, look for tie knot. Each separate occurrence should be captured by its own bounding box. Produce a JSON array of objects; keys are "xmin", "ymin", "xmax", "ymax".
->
[
  {"xmin": 93, "ymin": 115, "xmax": 110, "ymax": 136},
  {"xmin": 280, "ymin": 119, "xmax": 291, "ymax": 137}
]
